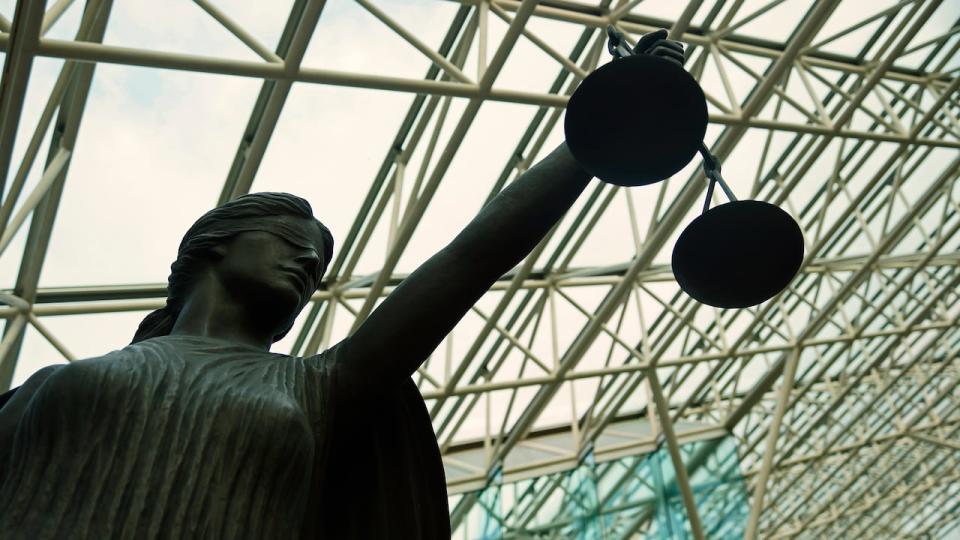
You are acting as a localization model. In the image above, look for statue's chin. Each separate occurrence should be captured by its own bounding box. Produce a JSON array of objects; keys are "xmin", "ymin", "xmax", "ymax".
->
[{"xmin": 240, "ymin": 288, "xmax": 299, "ymax": 330}]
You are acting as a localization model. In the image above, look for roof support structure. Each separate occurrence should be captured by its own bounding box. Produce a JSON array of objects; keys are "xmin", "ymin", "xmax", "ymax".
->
[
  {"xmin": 0, "ymin": 2, "xmax": 956, "ymax": 536},
  {"xmin": 220, "ymin": 0, "xmax": 327, "ymax": 203},
  {"xmin": 0, "ymin": 0, "xmax": 112, "ymax": 391},
  {"xmin": 0, "ymin": 0, "xmax": 47, "ymax": 199}
]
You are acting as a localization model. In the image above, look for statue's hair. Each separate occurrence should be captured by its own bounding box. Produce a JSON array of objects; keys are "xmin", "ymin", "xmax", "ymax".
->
[{"xmin": 131, "ymin": 192, "xmax": 334, "ymax": 345}]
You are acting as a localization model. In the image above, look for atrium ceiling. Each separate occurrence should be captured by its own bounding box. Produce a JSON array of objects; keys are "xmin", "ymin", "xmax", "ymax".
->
[{"xmin": 0, "ymin": 0, "xmax": 958, "ymax": 537}]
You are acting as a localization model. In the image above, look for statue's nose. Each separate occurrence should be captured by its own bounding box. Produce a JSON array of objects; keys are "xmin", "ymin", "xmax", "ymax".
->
[{"xmin": 295, "ymin": 249, "xmax": 322, "ymax": 277}]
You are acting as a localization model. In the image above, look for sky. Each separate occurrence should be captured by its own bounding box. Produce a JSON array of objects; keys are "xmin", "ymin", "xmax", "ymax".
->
[{"xmin": 0, "ymin": 0, "xmax": 957, "ymax": 447}]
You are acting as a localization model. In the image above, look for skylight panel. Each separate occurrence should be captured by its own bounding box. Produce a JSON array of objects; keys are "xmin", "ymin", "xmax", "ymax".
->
[{"xmin": 39, "ymin": 66, "xmax": 261, "ymax": 287}]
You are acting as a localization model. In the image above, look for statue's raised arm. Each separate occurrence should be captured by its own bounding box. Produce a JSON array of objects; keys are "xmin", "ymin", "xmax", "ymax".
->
[
  {"xmin": 337, "ymin": 143, "xmax": 592, "ymax": 392},
  {"xmin": 337, "ymin": 30, "xmax": 686, "ymax": 394}
]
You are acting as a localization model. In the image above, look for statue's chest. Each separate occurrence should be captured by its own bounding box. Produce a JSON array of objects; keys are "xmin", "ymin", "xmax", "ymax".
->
[
  {"xmin": 4, "ymin": 345, "xmax": 321, "ymax": 533},
  {"xmin": 32, "ymin": 354, "xmax": 316, "ymax": 479}
]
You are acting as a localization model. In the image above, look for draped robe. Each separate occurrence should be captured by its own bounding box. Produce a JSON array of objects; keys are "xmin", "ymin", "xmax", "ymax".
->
[{"xmin": 0, "ymin": 335, "xmax": 449, "ymax": 538}]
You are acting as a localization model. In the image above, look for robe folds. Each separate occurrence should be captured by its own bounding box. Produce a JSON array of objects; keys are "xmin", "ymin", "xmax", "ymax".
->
[{"xmin": 0, "ymin": 335, "xmax": 450, "ymax": 539}]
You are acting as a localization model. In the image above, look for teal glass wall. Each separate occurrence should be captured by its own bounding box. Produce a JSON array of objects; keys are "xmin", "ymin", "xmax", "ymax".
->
[{"xmin": 455, "ymin": 436, "xmax": 747, "ymax": 539}]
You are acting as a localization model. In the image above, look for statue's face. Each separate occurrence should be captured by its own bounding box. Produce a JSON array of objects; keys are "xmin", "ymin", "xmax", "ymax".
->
[{"xmin": 212, "ymin": 219, "xmax": 326, "ymax": 330}]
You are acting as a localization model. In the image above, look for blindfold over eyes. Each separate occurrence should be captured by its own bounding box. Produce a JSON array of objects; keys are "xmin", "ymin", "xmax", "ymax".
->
[{"xmin": 224, "ymin": 216, "xmax": 325, "ymax": 254}]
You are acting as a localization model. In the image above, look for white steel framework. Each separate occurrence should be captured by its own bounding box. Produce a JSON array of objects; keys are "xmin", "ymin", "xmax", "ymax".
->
[{"xmin": 0, "ymin": 1, "xmax": 958, "ymax": 538}]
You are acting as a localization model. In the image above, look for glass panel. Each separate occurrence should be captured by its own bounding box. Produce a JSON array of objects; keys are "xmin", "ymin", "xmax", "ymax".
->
[{"xmin": 454, "ymin": 435, "xmax": 748, "ymax": 539}]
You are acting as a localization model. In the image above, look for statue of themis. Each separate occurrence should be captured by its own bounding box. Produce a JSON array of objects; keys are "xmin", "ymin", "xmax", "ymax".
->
[{"xmin": 0, "ymin": 32, "xmax": 683, "ymax": 539}]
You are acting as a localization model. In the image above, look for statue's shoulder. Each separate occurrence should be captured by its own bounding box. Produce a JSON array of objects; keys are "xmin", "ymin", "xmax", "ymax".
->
[
  {"xmin": 39, "ymin": 348, "xmax": 139, "ymax": 384},
  {"xmin": 300, "ymin": 339, "xmax": 350, "ymax": 370},
  {"xmin": 36, "ymin": 341, "xmax": 186, "ymax": 400},
  {"xmin": 58, "ymin": 342, "xmax": 154, "ymax": 371}
]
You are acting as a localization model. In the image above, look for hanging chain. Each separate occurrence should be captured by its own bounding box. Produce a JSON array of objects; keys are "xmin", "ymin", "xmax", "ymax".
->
[{"xmin": 699, "ymin": 143, "xmax": 737, "ymax": 213}]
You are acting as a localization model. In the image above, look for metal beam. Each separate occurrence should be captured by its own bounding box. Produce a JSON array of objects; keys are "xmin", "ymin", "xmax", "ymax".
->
[
  {"xmin": 0, "ymin": 0, "xmax": 112, "ymax": 391},
  {"xmin": 910, "ymin": 431, "xmax": 960, "ymax": 452},
  {"xmin": 223, "ymin": 0, "xmax": 326, "ymax": 202},
  {"xmin": 0, "ymin": 0, "xmax": 47, "ymax": 197}
]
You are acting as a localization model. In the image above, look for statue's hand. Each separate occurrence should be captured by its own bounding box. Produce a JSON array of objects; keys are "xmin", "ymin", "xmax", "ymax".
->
[{"xmin": 633, "ymin": 29, "xmax": 685, "ymax": 68}]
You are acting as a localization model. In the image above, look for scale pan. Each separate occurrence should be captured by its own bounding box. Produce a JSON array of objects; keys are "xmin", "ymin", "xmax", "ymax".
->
[
  {"xmin": 564, "ymin": 54, "xmax": 708, "ymax": 186},
  {"xmin": 672, "ymin": 200, "xmax": 804, "ymax": 308}
]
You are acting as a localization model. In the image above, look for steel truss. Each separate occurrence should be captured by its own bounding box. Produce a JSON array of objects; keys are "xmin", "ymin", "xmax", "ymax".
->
[{"xmin": 0, "ymin": 1, "xmax": 958, "ymax": 538}]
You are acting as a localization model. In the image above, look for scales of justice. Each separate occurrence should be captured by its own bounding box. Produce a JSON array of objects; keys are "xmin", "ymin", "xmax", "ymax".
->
[{"xmin": 565, "ymin": 27, "xmax": 805, "ymax": 309}]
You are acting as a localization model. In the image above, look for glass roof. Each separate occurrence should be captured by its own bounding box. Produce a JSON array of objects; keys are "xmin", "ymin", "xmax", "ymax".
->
[{"xmin": 1, "ymin": 0, "xmax": 958, "ymax": 537}]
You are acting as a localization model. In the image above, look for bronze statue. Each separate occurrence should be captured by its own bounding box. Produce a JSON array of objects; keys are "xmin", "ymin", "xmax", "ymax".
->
[{"xmin": 0, "ymin": 32, "xmax": 684, "ymax": 539}]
